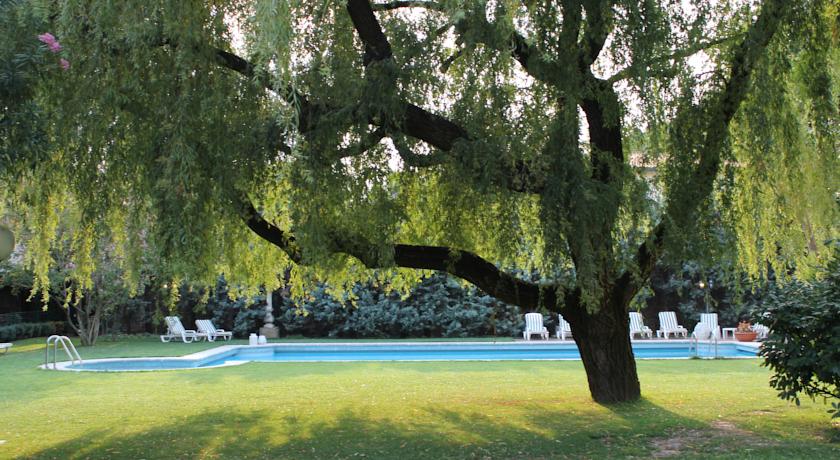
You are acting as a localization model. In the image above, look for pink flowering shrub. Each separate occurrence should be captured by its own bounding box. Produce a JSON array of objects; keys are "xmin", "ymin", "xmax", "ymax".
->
[
  {"xmin": 36, "ymin": 32, "xmax": 69, "ymax": 70},
  {"xmin": 37, "ymin": 32, "xmax": 61, "ymax": 52}
]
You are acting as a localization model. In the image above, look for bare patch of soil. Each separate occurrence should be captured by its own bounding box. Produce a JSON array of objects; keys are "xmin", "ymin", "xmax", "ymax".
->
[
  {"xmin": 649, "ymin": 429, "xmax": 706, "ymax": 458},
  {"xmin": 649, "ymin": 420, "xmax": 777, "ymax": 457},
  {"xmin": 710, "ymin": 420, "xmax": 751, "ymax": 435}
]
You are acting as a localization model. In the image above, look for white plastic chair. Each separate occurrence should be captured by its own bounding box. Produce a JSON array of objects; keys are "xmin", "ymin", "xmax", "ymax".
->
[
  {"xmin": 0, "ymin": 343, "xmax": 11, "ymax": 354},
  {"xmin": 195, "ymin": 319, "xmax": 233, "ymax": 342},
  {"xmin": 556, "ymin": 314, "xmax": 573, "ymax": 341},
  {"xmin": 629, "ymin": 312, "xmax": 652, "ymax": 339},
  {"xmin": 160, "ymin": 316, "xmax": 206, "ymax": 343},
  {"xmin": 751, "ymin": 323, "xmax": 770, "ymax": 339},
  {"xmin": 657, "ymin": 311, "xmax": 688, "ymax": 338},
  {"xmin": 523, "ymin": 313, "xmax": 549, "ymax": 340},
  {"xmin": 695, "ymin": 313, "xmax": 721, "ymax": 339}
]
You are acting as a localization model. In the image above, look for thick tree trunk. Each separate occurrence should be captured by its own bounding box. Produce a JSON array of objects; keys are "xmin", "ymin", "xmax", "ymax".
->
[{"xmin": 565, "ymin": 298, "xmax": 640, "ymax": 404}]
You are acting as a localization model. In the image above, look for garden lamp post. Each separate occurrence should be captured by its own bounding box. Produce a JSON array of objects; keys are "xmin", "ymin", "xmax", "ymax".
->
[{"xmin": 698, "ymin": 280, "xmax": 713, "ymax": 314}]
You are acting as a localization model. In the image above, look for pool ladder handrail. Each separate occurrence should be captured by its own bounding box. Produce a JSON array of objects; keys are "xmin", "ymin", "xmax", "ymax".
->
[
  {"xmin": 45, "ymin": 335, "xmax": 82, "ymax": 369},
  {"xmin": 689, "ymin": 334, "xmax": 719, "ymax": 358}
]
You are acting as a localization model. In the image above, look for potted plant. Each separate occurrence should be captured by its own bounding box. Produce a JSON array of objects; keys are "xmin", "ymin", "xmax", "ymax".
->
[{"xmin": 734, "ymin": 321, "xmax": 758, "ymax": 342}]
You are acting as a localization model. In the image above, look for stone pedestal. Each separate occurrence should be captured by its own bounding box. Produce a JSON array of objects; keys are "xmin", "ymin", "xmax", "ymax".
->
[
  {"xmin": 259, "ymin": 324, "xmax": 279, "ymax": 338},
  {"xmin": 260, "ymin": 288, "xmax": 279, "ymax": 338}
]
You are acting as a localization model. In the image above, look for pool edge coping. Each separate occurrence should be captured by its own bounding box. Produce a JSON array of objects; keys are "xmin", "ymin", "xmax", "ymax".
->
[{"xmin": 41, "ymin": 339, "xmax": 762, "ymax": 372}]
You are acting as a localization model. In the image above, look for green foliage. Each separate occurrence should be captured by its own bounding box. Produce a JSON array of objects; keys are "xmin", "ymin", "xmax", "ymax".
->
[
  {"xmin": 1, "ymin": 227, "xmax": 154, "ymax": 345},
  {"xmin": 278, "ymin": 274, "xmax": 523, "ymax": 338},
  {"xmin": 0, "ymin": 259, "xmax": 34, "ymax": 294},
  {"xmin": 0, "ymin": 0, "xmax": 835, "ymax": 318},
  {"xmin": 0, "ymin": 0, "xmax": 50, "ymax": 175},
  {"xmin": 231, "ymin": 307, "xmax": 265, "ymax": 338},
  {"xmin": 196, "ymin": 274, "xmax": 523, "ymax": 339},
  {"xmin": 754, "ymin": 244, "xmax": 840, "ymax": 419},
  {"xmin": 63, "ymin": 247, "xmax": 150, "ymax": 346},
  {"xmin": 720, "ymin": 0, "xmax": 840, "ymax": 280},
  {"xmin": 0, "ymin": 320, "xmax": 65, "ymax": 341}
]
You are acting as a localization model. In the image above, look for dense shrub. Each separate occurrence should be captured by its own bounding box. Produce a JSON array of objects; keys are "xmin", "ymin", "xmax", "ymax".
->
[
  {"xmin": 753, "ymin": 247, "xmax": 840, "ymax": 419},
  {"xmin": 192, "ymin": 280, "xmax": 264, "ymax": 338},
  {"xmin": 232, "ymin": 308, "xmax": 265, "ymax": 337},
  {"xmin": 0, "ymin": 321, "xmax": 66, "ymax": 341},
  {"xmin": 276, "ymin": 275, "xmax": 523, "ymax": 338},
  {"xmin": 190, "ymin": 274, "xmax": 526, "ymax": 339}
]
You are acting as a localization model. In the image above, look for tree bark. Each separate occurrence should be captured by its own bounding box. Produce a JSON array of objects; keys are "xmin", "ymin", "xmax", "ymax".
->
[{"xmin": 565, "ymin": 296, "xmax": 641, "ymax": 403}]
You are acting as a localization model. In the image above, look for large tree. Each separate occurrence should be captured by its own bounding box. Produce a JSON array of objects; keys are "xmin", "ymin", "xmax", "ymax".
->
[{"xmin": 1, "ymin": 0, "xmax": 837, "ymax": 402}]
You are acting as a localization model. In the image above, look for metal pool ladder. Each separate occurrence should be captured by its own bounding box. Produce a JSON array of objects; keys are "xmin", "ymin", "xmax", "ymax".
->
[
  {"xmin": 689, "ymin": 334, "xmax": 719, "ymax": 358},
  {"xmin": 44, "ymin": 335, "xmax": 82, "ymax": 369}
]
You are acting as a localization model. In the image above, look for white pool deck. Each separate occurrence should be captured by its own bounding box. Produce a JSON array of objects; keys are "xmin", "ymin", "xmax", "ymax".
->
[{"xmin": 41, "ymin": 339, "xmax": 762, "ymax": 372}]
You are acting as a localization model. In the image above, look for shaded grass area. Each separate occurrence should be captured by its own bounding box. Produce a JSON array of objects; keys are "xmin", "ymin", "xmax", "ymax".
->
[{"xmin": 1, "ymin": 337, "xmax": 837, "ymax": 459}]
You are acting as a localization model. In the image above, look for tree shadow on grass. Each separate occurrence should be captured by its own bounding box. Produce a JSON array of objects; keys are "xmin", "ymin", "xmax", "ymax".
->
[
  {"xmin": 168, "ymin": 360, "xmax": 592, "ymax": 387},
  {"xmin": 23, "ymin": 398, "xmax": 822, "ymax": 460}
]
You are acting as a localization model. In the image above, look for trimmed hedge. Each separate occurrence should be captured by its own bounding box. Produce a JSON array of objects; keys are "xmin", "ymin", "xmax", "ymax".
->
[{"xmin": 0, "ymin": 321, "xmax": 67, "ymax": 342}]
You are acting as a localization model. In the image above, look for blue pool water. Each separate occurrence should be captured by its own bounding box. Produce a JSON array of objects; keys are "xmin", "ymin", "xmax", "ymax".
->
[{"xmin": 61, "ymin": 341, "xmax": 759, "ymax": 372}]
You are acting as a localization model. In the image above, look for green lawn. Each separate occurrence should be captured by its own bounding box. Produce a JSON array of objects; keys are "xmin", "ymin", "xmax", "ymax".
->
[{"xmin": 1, "ymin": 337, "xmax": 837, "ymax": 459}]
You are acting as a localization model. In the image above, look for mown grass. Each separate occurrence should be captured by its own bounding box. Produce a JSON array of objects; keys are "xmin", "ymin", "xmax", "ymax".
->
[{"xmin": 1, "ymin": 336, "xmax": 837, "ymax": 459}]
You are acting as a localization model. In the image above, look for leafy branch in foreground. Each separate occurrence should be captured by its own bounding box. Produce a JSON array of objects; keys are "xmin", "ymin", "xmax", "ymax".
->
[{"xmin": 754, "ymin": 244, "xmax": 840, "ymax": 419}]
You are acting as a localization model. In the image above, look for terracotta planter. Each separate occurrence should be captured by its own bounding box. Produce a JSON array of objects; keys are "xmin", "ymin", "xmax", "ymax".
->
[{"xmin": 734, "ymin": 331, "xmax": 758, "ymax": 342}]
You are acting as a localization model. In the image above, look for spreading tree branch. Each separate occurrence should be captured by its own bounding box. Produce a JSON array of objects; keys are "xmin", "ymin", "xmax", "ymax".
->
[
  {"xmin": 448, "ymin": 1, "xmax": 623, "ymax": 185},
  {"xmin": 241, "ymin": 202, "xmax": 303, "ymax": 264},
  {"xmin": 214, "ymin": 41, "xmax": 542, "ymax": 192},
  {"xmin": 451, "ymin": 8, "xmax": 562, "ymax": 86},
  {"xmin": 392, "ymin": 136, "xmax": 447, "ymax": 167},
  {"xmin": 342, "ymin": 0, "xmax": 545, "ymax": 191},
  {"xmin": 581, "ymin": 0, "xmax": 614, "ymax": 67},
  {"xmin": 212, "ymin": 47, "xmax": 326, "ymax": 133},
  {"xmin": 580, "ymin": 76, "xmax": 624, "ymax": 182},
  {"xmin": 333, "ymin": 128, "xmax": 388, "ymax": 161},
  {"xmin": 241, "ymin": 199, "xmax": 569, "ymax": 310},
  {"xmin": 371, "ymin": 1, "xmax": 443, "ymax": 11},
  {"xmin": 347, "ymin": 0, "xmax": 394, "ymax": 65},
  {"xmin": 606, "ymin": 35, "xmax": 741, "ymax": 84}
]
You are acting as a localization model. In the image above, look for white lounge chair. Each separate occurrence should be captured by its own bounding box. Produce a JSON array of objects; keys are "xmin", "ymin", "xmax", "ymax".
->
[
  {"xmin": 556, "ymin": 314, "xmax": 573, "ymax": 341},
  {"xmin": 160, "ymin": 316, "xmax": 207, "ymax": 343},
  {"xmin": 0, "ymin": 343, "xmax": 11, "ymax": 354},
  {"xmin": 751, "ymin": 323, "xmax": 770, "ymax": 340},
  {"xmin": 195, "ymin": 319, "xmax": 233, "ymax": 342},
  {"xmin": 657, "ymin": 311, "xmax": 688, "ymax": 338},
  {"xmin": 629, "ymin": 312, "xmax": 653, "ymax": 339},
  {"xmin": 694, "ymin": 313, "xmax": 721, "ymax": 340},
  {"xmin": 523, "ymin": 313, "xmax": 549, "ymax": 340}
]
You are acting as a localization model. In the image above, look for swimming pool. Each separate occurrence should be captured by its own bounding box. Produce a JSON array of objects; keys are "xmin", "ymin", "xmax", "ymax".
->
[{"xmin": 49, "ymin": 341, "xmax": 760, "ymax": 372}]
